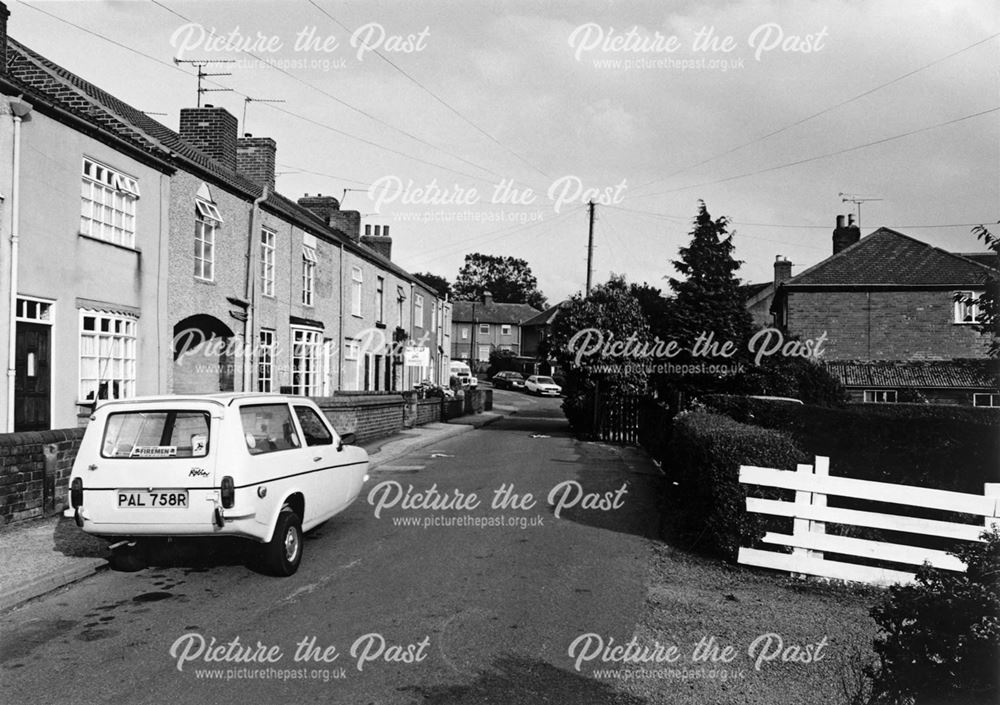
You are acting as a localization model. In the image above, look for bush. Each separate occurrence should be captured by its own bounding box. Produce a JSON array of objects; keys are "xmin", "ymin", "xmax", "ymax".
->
[
  {"xmin": 863, "ymin": 529, "xmax": 1000, "ymax": 705},
  {"xmin": 699, "ymin": 395, "xmax": 1000, "ymax": 492},
  {"xmin": 666, "ymin": 410, "xmax": 805, "ymax": 561},
  {"xmin": 729, "ymin": 356, "xmax": 848, "ymax": 407}
]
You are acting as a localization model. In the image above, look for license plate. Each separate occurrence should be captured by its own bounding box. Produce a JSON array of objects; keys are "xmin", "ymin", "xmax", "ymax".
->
[{"xmin": 117, "ymin": 490, "xmax": 189, "ymax": 508}]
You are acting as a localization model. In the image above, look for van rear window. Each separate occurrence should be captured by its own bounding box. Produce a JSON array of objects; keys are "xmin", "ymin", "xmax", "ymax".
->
[{"xmin": 102, "ymin": 411, "xmax": 210, "ymax": 459}]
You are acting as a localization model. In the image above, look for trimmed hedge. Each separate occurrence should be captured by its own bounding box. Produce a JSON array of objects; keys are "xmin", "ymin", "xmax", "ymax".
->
[
  {"xmin": 700, "ymin": 395, "xmax": 1000, "ymax": 493},
  {"xmin": 665, "ymin": 410, "xmax": 805, "ymax": 562}
]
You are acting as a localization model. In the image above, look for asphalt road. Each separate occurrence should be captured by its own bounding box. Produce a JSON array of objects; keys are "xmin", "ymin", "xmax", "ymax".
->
[{"xmin": 1, "ymin": 390, "xmax": 665, "ymax": 705}]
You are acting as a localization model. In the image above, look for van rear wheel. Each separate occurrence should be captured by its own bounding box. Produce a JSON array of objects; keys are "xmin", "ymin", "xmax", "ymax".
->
[{"xmin": 262, "ymin": 507, "xmax": 302, "ymax": 576}]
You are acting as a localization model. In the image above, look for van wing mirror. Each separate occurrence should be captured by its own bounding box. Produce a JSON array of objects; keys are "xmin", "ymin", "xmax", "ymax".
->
[{"xmin": 338, "ymin": 432, "xmax": 357, "ymax": 451}]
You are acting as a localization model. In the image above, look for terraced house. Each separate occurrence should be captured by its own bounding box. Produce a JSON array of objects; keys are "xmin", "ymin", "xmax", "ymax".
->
[{"xmin": 0, "ymin": 2, "xmax": 448, "ymax": 432}]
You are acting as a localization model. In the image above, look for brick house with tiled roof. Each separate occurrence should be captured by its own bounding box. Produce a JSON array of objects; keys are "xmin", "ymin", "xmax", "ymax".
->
[
  {"xmin": 451, "ymin": 293, "xmax": 541, "ymax": 365},
  {"xmin": 766, "ymin": 218, "xmax": 998, "ymax": 405}
]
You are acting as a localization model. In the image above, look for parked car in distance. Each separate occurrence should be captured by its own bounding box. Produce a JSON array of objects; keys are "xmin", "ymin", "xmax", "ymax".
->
[
  {"xmin": 525, "ymin": 375, "xmax": 562, "ymax": 396},
  {"xmin": 66, "ymin": 393, "xmax": 369, "ymax": 576},
  {"xmin": 491, "ymin": 371, "xmax": 526, "ymax": 390},
  {"xmin": 449, "ymin": 360, "xmax": 478, "ymax": 388}
]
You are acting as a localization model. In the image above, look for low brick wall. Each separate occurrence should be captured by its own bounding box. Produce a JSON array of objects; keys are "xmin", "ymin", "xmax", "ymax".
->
[
  {"xmin": 415, "ymin": 398, "xmax": 442, "ymax": 426},
  {"xmin": 316, "ymin": 392, "xmax": 406, "ymax": 445},
  {"xmin": 0, "ymin": 428, "xmax": 86, "ymax": 525},
  {"xmin": 0, "ymin": 389, "xmax": 489, "ymax": 525}
]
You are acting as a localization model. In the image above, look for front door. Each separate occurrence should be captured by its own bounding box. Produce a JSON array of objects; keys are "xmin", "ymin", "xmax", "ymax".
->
[{"xmin": 15, "ymin": 322, "xmax": 51, "ymax": 431}]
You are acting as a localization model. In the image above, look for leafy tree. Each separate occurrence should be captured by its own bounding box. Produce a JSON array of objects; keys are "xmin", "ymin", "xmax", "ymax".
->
[
  {"xmin": 452, "ymin": 253, "xmax": 547, "ymax": 308},
  {"xmin": 545, "ymin": 276, "xmax": 650, "ymax": 431},
  {"xmin": 412, "ymin": 271, "xmax": 451, "ymax": 297},
  {"xmin": 962, "ymin": 223, "xmax": 1000, "ymax": 358},
  {"xmin": 667, "ymin": 201, "xmax": 754, "ymax": 356},
  {"xmin": 629, "ymin": 282, "xmax": 671, "ymax": 338}
]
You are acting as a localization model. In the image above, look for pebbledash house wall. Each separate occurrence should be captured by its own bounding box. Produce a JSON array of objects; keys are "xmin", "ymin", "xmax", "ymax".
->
[
  {"xmin": 784, "ymin": 289, "xmax": 991, "ymax": 360},
  {"xmin": 339, "ymin": 250, "xmax": 411, "ymax": 392},
  {"xmin": 254, "ymin": 208, "xmax": 341, "ymax": 395},
  {"xmin": 0, "ymin": 100, "xmax": 170, "ymax": 430},
  {"xmin": 166, "ymin": 171, "xmax": 252, "ymax": 393}
]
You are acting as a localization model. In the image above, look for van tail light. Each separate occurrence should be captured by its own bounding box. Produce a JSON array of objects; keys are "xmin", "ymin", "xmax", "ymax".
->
[
  {"xmin": 221, "ymin": 476, "xmax": 235, "ymax": 508},
  {"xmin": 71, "ymin": 478, "xmax": 83, "ymax": 508}
]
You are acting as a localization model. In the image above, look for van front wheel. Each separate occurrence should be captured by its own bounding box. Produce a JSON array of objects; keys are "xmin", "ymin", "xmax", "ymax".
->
[{"xmin": 262, "ymin": 507, "xmax": 302, "ymax": 576}]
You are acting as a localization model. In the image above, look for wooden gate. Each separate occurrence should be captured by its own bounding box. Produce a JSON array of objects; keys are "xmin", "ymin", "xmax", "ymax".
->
[
  {"xmin": 589, "ymin": 388, "xmax": 642, "ymax": 445},
  {"xmin": 737, "ymin": 456, "xmax": 1000, "ymax": 586}
]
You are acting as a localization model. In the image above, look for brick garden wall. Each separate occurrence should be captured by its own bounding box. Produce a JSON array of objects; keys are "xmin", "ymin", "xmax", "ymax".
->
[
  {"xmin": 0, "ymin": 428, "xmax": 85, "ymax": 525},
  {"xmin": 416, "ymin": 398, "xmax": 442, "ymax": 426},
  {"xmin": 1, "ymin": 391, "xmax": 487, "ymax": 525}
]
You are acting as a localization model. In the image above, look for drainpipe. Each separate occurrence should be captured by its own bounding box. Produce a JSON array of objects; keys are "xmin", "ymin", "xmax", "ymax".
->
[
  {"xmin": 243, "ymin": 185, "xmax": 269, "ymax": 392},
  {"xmin": 337, "ymin": 240, "xmax": 344, "ymax": 391},
  {"xmin": 5, "ymin": 96, "xmax": 32, "ymax": 432}
]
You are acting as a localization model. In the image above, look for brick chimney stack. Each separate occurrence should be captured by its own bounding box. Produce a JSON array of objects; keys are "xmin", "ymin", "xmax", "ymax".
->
[
  {"xmin": 1, "ymin": 2, "xmax": 11, "ymax": 76},
  {"xmin": 483, "ymin": 291, "xmax": 494, "ymax": 305},
  {"xmin": 361, "ymin": 223, "xmax": 392, "ymax": 260},
  {"xmin": 773, "ymin": 255, "xmax": 792, "ymax": 285},
  {"xmin": 297, "ymin": 194, "xmax": 362, "ymax": 242},
  {"xmin": 236, "ymin": 133, "xmax": 276, "ymax": 192},
  {"xmin": 832, "ymin": 214, "xmax": 861, "ymax": 255},
  {"xmin": 179, "ymin": 105, "xmax": 238, "ymax": 172}
]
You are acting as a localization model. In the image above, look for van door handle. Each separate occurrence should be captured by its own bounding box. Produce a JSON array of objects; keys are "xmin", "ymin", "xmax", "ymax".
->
[{"xmin": 313, "ymin": 456, "xmax": 322, "ymax": 462}]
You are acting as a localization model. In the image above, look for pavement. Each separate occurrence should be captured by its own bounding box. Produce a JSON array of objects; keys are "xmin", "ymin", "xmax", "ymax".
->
[{"xmin": 0, "ymin": 408, "xmax": 513, "ymax": 613}]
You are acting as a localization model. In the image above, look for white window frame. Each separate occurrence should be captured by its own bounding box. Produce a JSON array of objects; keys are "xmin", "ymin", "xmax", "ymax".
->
[
  {"xmin": 78, "ymin": 309, "xmax": 137, "ymax": 402},
  {"xmin": 257, "ymin": 329, "xmax": 274, "ymax": 392},
  {"xmin": 291, "ymin": 327, "xmax": 322, "ymax": 396},
  {"xmin": 302, "ymin": 245, "xmax": 317, "ymax": 307},
  {"xmin": 479, "ymin": 323, "xmax": 490, "ymax": 335},
  {"xmin": 461, "ymin": 327, "xmax": 469, "ymax": 340},
  {"xmin": 501, "ymin": 324, "xmax": 511, "ymax": 336},
  {"xmin": 15, "ymin": 296, "xmax": 54, "ymax": 324},
  {"xmin": 973, "ymin": 393, "xmax": 1000, "ymax": 407},
  {"xmin": 80, "ymin": 158, "xmax": 139, "ymax": 248},
  {"xmin": 344, "ymin": 338, "xmax": 359, "ymax": 361},
  {"xmin": 414, "ymin": 294, "xmax": 424, "ymax": 328},
  {"xmin": 376, "ymin": 276, "xmax": 385, "ymax": 323},
  {"xmin": 260, "ymin": 227, "xmax": 276, "ymax": 297},
  {"xmin": 954, "ymin": 291, "xmax": 981, "ymax": 324},
  {"xmin": 351, "ymin": 267, "xmax": 363, "ymax": 317},
  {"xmin": 194, "ymin": 197, "xmax": 222, "ymax": 282},
  {"xmin": 863, "ymin": 390, "xmax": 897, "ymax": 404}
]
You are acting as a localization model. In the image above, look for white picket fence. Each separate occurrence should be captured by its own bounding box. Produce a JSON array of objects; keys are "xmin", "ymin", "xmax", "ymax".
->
[{"xmin": 737, "ymin": 456, "xmax": 1000, "ymax": 586}]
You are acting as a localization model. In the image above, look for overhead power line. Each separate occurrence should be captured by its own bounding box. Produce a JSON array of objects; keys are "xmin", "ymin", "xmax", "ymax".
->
[
  {"xmin": 16, "ymin": 0, "xmax": 501, "ymax": 187},
  {"xmin": 149, "ymin": 0, "xmax": 513, "ymax": 183},
  {"xmin": 632, "ymin": 107, "xmax": 1000, "ymax": 198},
  {"xmin": 631, "ymin": 32, "xmax": 1000, "ymax": 195},
  {"xmin": 305, "ymin": 0, "xmax": 550, "ymax": 182}
]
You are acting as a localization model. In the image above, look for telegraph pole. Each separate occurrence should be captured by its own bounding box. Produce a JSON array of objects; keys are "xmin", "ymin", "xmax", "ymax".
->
[{"xmin": 586, "ymin": 200, "xmax": 596, "ymax": 294}]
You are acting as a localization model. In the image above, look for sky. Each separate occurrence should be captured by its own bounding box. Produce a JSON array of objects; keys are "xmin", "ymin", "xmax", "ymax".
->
[{"xmin": 7, "ymin": 0, "xmax": 999, "ymax": 303}]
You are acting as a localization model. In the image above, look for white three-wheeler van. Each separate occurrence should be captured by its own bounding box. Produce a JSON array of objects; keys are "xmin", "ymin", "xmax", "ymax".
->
[{"xmin": 67, "ymin": 393, "xmax": 369, "ymax": 576}]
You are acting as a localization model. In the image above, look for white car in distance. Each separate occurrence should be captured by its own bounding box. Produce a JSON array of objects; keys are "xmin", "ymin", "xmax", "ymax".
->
[
  {"xmin": 67, "ymin": 393, "xmax": 368, "ymax": 576},
  {"xmin": 524, "ymin": 375, "xmax": 562, "ymax": 396}
]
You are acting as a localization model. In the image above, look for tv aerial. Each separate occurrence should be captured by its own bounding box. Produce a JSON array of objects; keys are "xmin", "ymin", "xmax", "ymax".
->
[{"xmin": 839, "ymin": 192, "xmax": 883, "ymax": 228}]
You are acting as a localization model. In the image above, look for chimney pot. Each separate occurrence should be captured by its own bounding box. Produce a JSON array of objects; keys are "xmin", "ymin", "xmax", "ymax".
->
[
  {"xmin": 773, "ymin": 255, "xmax": 793, "ymax": 285},
  {"xmin": 847, "ymin": 213, "xmax": 856, "ymax": 227},
  {"xmin": 832, "ymin": 213, "xmax": 861, "ymax": 255}
]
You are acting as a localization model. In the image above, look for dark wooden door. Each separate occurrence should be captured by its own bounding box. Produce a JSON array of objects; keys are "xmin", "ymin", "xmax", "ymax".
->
[{"xmin": 15, "ymin": 322, "xmax": 51, "ymax": 431}]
